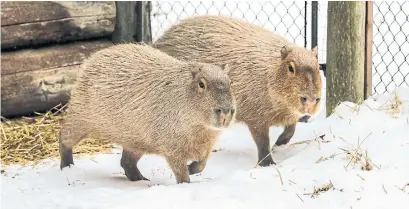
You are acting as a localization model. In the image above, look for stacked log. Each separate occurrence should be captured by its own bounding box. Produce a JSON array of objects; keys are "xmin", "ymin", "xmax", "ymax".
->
[
  {"xmin": 1, "ymin": 1, "xmax": 115, "ymax": 49},
  {"xmin": 1, "ymin": 1, "xmax": 116, "ymax": 117}
]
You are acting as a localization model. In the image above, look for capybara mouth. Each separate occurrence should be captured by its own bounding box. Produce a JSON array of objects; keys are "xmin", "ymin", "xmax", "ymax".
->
[
  {"xmin": 298, "ymin": 115, "xmax": 311, "ymax": 123},
  {"xmin": 211, "ymin": 121, "xmax": 231, "ymax": 130}
]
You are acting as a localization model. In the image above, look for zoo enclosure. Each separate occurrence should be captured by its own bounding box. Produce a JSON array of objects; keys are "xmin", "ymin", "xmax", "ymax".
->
[
  {"xmin": 150, "ymin": 1, "xmax": 409, "ymax": 96},
  {"xmin": 1, "ymin": 1, "xmax": 408, "ymax": 118}
]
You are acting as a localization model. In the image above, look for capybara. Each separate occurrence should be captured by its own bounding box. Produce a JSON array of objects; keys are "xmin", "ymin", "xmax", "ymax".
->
[
  {"xmin": 59, "ymin": 43, "xmax": 236, "ymax": 184},
  {"xmin": 153, "ymin": 15, "xmax": 322, "ymax": 166}
]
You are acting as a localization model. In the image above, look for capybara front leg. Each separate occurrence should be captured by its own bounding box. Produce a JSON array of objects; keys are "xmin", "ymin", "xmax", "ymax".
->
[
  {"xmin": 249, "ymin": 125, "xmax": 276, "ymax": 167},
  {"xmin": 166, "ymin": 157, "xmax": 190, "ymax": 184},
  {"xmin": 275, "ymin": 124, "xmax": 296, "ymax": 146},
  {"xmin": 59, "ymin": 125, "xmax": 86, "ymax": 170},
  {"xmin": 120, "ymin": 150, "xmax": 149, "ymax": 181},
  {"xmin": 59, "ymin": 139, "xmax": 74, "ymax": 170},
  {"xmin": 188, "ymin": 150, "xmax": 211, "ymax": 175}
]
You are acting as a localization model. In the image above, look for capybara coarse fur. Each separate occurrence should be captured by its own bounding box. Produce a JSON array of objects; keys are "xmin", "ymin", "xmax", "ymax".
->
[
  {"xmin": 59, "ymin": 43, "xmax": 236, "ymax": 184},
  {"xmin": 153, "ymin": 15, "xmax": 322, "ymax": 166}
]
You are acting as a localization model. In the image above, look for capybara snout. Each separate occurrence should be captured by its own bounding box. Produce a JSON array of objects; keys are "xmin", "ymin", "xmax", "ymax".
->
[{"xmin": 214, "ymin": 107, "xmax": 235, "ymax": 128}]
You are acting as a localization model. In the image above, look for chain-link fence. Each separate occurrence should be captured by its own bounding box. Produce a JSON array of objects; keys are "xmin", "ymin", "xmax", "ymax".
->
[
  {"xmin": 372, "ymin": 1, "xmax": 409, "ymax": 95},
  {"xmin": 151, "ymin": 1, "xmax": 307, "ymax": 47},
  {"xmin": 150, "ymin": 1, "xmax": 409, "ymax": 96}
]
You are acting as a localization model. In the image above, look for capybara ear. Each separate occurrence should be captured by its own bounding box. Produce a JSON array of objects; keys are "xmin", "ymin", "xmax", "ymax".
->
[
  {"xmin": 312, "ymin": 46, "xmax": 318, "ymax": 59},
  {"xmin": 280, "ymin": 45, "xmax": 292, "ymax": 60},
  {"xmin": 221, "ymin": 63, "xmax": 230, "ymax": 74}
]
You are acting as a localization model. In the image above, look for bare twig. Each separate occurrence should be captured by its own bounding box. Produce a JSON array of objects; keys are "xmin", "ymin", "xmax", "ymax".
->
[
  {"xmin": 296, "ymin": 194, "xmax": 304, "ymax": 203},
  {"xmin": 357, "ymin": 174, "xmax": 365, "ymax": 181},
  {"xmin": 382, "ymin": 184, "xmax": 388, "ymax": 194},
  {"xmin": 276, "ymin": 168, "xmax": 283, "ymax": 185}
]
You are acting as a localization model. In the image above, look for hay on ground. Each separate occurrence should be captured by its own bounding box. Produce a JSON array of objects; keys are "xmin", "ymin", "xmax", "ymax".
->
[{"xmin": 1, "ymin": 104, "xmax": 112, "ymax": 166}]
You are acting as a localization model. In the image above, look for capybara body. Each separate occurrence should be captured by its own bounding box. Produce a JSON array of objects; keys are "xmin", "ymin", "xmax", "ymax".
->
[
  {"xmin": 153, "ymin": 15, "xmax": 322, "ymax": 166},
  {"xmin": 59, "ymin": 43, "xmax": 236, "ymax": 184}
]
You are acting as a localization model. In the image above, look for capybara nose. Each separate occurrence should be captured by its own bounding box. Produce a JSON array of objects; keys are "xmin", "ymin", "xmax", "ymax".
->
[
  {"xmin": 298, "ymin": 115, "xmax": 311, "ymax": 123},
  {"xmin": 215, "ymin": 107, "xmax": 234, "ymax": 127},
  {"xmin": 215, "ymin": 108, "xmax": 233, "ymax": 115},
  {"xmin": 301, "ymin": 96, "xmax": 320, "ymax": 114}
]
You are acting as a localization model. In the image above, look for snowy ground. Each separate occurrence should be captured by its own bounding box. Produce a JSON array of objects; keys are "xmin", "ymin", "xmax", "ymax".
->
[{"xmin": 2, "ymin": 72, "xmax": 409, "ymax": 209}]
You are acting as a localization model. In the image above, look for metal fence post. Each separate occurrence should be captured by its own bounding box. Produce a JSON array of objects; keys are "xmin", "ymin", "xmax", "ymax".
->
[
  {"xmin": 136, "ymin": 1, "xmax": 152, "ymax": 44},
  {"xmin": 304, "ymin": 1, "xmax": 308, "ymax": 48},
  {"xmin": 112, "ymin": 1, "xmax": 152, "ymax": 44},
  {"xmin": 311, "ymin": 1, "xmax": 318, "ymax": 49},
  {"xmin": 364, "ymin": 1, "xmax": 373, "ymax": 99}
]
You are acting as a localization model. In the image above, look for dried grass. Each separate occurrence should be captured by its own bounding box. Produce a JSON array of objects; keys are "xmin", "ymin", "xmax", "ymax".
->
[
  {"xmin": 1, "ymin": 104, "xmax": 112, "ymax": 166},
  {"xmin": 338, "ymin": 133, "xmax": 379, "ymax": 171},
  {"xmin": 304, "ymin": 181, "xmax": 334, "ymax": 198},
  {"xmin": 377, "ymin": 92, "xmax": 403, "ymax": 118}
]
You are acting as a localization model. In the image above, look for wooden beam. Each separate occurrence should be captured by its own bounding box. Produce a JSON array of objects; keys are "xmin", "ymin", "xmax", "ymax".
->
[
  {"xmin": 1, "ymin": 40, "xmax": 112, "ymax": 117},
  {"xmin": 364, "ymin": 1, "xmax": 374, "ymax": 99},
  {"xmin": 1, "ymin": 1, "xmax": 115, "ymax": 50}
]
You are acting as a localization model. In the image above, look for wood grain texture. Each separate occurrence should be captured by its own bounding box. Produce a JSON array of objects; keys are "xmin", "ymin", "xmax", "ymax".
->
[
  {"xmin": 1, "ymin": 40, "xmax": 112, "ymax": 117},
  {"xmin": 326, "ymin": 1, "xmax": 366, "ymax": 116},
  {"xmin": 1, "ymin": 1, "xmax": 115, "ymax": 49}
]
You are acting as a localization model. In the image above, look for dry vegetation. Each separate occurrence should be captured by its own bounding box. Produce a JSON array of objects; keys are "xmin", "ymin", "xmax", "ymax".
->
[
  {"xmin": 338, "ymin": 133, "xmax": 379, "ymax": 171},
  {"xmin": 304, "ymin": 181, "xmax": 335, "ymax": 198},
  {"xmin": 1, "ymin": 104, "xmax": 112, "ymax": 166},
  {"xmin": 377, "ymin": 92, "xmax": 403, "ymax": 118}
]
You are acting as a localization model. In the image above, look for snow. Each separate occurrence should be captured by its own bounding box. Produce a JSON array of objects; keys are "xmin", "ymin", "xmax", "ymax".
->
[{"xmin": 2, "ymin": 71, "xmax": 409, "ymax": 209}]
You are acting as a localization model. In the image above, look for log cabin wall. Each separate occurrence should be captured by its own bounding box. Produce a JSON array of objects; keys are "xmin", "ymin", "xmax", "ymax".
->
[{"xmin": 1, "ymin": 1, "xmax": 116, "ymax": 118}]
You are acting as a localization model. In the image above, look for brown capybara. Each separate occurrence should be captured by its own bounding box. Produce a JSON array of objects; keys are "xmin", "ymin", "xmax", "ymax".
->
[
  {"xmin": 59, "ymin": 43, "xmax": 236, "ymax": 184},
  {"xmin": 153, "ymin": 15, "xmax": 322, "ymax": 166}
]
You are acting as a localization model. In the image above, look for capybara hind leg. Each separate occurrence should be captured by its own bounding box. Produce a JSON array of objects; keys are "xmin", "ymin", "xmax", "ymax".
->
[
  {"xmin": 275, "ymin": 124, "xmax": 296, "ymax": 146},
  {"xmin": 249, "ymin": 125, "xmax": 276, "ymax": 167},
  {"xmin": 120, "ymin": 150, "xmax": 148, "ymax": 181},
  {"xmin": 59, "ymin": 125, "xmax": 86, "ymax": 170},
  {"xmin": 166, "ymin": 157, "xmax": 190, "ymax": 184},
  {"xmin": 188, "ymin": 149, "xmax": 211, "ymax": 175}
]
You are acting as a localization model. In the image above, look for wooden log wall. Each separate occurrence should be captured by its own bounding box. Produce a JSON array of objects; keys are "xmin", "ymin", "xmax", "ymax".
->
[
  {"xmin": 1, "ymin": 1, "xmax": 116, "ymax": 118},
  {"xmin": 1, "ymin": 1, "xmax": 115, "ymax": 49}
]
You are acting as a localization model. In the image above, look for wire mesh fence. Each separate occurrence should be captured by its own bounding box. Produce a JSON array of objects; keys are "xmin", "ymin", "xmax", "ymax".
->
[
  {"xmin": 372, "ymin": 1, "xmax": 409, "ymax": 95},
  {"xmin": 150, "ymin": 1, "xmax": 409, "ymax": 96},
  {"xmin": 151, "ymin": 1, "xmax": 307, "ymax": 47}
]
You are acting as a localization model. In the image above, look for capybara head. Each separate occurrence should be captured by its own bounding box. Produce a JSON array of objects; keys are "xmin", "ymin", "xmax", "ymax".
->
[
  {"xmin": 277, "ymin": 45, "xmax": 322, "ymax": 121},
  {"xmin": 188, "ymin": 63, "xmax": 236, "ymax": 130}
]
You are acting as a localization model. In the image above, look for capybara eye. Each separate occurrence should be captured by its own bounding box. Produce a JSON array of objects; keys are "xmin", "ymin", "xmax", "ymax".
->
[
  {"xmin": 289, "ymin": 64, "xmax": 294, "ymax": 73},
  {"xmin": 199, "ymin": 81, "xmax": 205, "ymax": 89},
  {"xmin": 301, "ymin": 97, "xmax": 307, "ymax": 104},
  {"xmin": 316, "ymin": 98, "xmax": 321, "ymax": 103}
]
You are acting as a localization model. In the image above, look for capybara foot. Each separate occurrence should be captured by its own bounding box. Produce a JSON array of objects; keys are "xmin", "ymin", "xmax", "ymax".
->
[
  {"xmin": 275, "ymin": 124, "xmax": 296, "ymax": 146},
  {"xmin": 120, "ymin": 150, "xmax": 148, "ymax": 181},
  {"xmin": 59, "ymin": 143, "xmax": 74, "ymax": 170},
  {"xmin": 257, "ymin": 156, "xmax": 276, "ymax": 167},
  {"xmin": 123, "ymin": 167, "xmax": 149, "ymax": 181},
  {"xmin": 188, "ymin": 161, "xmax": 201, "ymax": 175}
]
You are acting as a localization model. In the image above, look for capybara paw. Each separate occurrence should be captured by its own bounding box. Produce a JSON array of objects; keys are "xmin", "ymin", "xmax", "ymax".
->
[
  {"xmin": 60, "ymin": 162, "xmax": 74, "ymax": 170},
  {"xmin": 124, "ymin": 169, "xmax": 149, "ymax": 181},
  {"xmin": 188, "ymin": 161, "xmax": 201, "ymax": 175},
  {"xmin": 275, "ymin": 138, "xmax": 291, "ymax": 146},
  {"xmin": 257, "ymin": 157, "xmax": 276, "ymax": 167}
]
